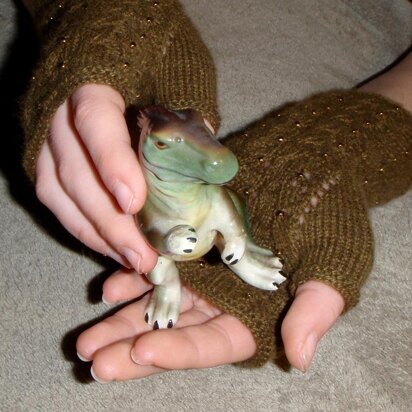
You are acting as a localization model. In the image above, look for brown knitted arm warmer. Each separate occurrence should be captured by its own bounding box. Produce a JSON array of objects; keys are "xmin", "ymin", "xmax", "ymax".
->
[
  {"xmin": 22, "ymin": 0, "xmax": 219, "ymax": 178},
  {"xmin": 178, "ymin": 90, "xmax": 412, "ymax": 366}
]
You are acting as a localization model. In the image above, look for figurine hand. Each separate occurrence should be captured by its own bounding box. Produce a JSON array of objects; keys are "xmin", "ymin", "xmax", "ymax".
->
[
  {"xmin": 76, "ymin": 270, "xmax": 343, "ymax": 381},
  {"xmin": 35, "ymin": 83, "xmax": 158, "ymax": 273}
]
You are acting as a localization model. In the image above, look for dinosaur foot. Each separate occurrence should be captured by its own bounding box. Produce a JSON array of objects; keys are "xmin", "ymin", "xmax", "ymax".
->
[{"xmin": 145, "ymin": 284, "xmax": 181, "ymax": 329}]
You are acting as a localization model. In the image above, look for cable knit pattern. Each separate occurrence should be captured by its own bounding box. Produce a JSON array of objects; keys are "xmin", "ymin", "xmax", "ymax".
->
[{"xmin": 22, "ymin": 0, "xmax": 220, "ymax": 178}]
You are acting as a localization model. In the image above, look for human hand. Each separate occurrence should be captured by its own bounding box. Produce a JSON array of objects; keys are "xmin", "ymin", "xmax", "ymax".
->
[
  {"xmin": 76, "ymin": 269, "xmax": 257, "ymax": 382},
  {"xmin": 35, "ymin": 83, "xmax": 158, "ymax": 273},
  {"xmin": 76, "ymin": 269, "xmax": 343, "ymax": 382}
]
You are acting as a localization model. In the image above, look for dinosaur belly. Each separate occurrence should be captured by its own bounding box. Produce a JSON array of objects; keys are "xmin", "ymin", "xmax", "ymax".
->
[{"xmin": 138, "ymin": 199, "xmax": 218, "ymax": 261}]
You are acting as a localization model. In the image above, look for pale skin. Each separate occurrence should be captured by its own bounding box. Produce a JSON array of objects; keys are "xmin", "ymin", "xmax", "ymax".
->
[{"xmin": 28, "ymin": 0, "xmax": 412, "ymax": 380}]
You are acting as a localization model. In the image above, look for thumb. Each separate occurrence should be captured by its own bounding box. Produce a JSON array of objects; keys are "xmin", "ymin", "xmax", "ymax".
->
[{"xmin": 281, "ymin": 280, "xmax": 345, "ymax": 372}]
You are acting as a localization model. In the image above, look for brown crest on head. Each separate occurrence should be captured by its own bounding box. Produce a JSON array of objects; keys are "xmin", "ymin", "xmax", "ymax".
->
[{"xmin": 138, "ymin": 106, "xmax": 206, "ymax": 137}]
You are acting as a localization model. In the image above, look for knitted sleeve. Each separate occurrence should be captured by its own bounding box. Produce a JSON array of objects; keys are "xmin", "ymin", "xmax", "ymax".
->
[
  {"xmin": 178, "ymin": 90, "xmax": 412, "ymax": 366},
  {"xmin": 22, "ymin": 0, "xmax": 219, "ymax": 178}
]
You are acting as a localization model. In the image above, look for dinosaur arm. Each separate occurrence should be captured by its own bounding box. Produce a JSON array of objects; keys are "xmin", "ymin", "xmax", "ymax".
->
[{"xmin": 208, "ymin": 188, "xmax": 248, "ymax": 265}]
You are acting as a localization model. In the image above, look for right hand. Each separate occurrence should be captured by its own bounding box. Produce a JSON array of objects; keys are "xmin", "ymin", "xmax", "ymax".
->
[{"xmin": 35, "ymin": 83, "xmax": 158, "ymax": 273}]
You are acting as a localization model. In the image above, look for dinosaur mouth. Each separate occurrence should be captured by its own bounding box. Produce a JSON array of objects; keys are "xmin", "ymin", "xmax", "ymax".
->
[{"xmin": 141, "ymin": 153, "xmax": 204, "ymax": 183}]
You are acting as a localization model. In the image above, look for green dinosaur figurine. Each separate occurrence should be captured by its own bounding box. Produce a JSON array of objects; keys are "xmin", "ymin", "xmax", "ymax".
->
[{"xmin": 137, "ymin": 106, "xmax": 285, "ymax": 329}]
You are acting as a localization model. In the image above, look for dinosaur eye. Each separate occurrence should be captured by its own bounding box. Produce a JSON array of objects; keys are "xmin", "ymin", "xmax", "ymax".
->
[{"xmin": 154, "ymin": 140, "xmax": 169, "ymax": 149}]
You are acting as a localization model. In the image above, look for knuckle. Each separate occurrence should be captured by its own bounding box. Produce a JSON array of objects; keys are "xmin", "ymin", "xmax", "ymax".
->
[
  {"xmin": 56, "ymin": 160, "xmax": 74, "ymax": 189},
  {"xmin": 72, "ymin": 96, "xmax": 104, "ymax": 133},
  {"xmin": 35, "ymin": 176, "xmax": 51, "ymax": 205}
]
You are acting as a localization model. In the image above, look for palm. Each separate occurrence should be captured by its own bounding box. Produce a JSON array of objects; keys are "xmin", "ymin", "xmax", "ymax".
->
[{"xmin": 77, "ymin": 269, "xmax": 257, "ymax": 382}]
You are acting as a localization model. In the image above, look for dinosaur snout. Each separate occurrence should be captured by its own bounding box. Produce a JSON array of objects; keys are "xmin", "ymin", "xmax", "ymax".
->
[{"xmin": 202, "ymin": 150, "xmax": 239, "ymax": 184}]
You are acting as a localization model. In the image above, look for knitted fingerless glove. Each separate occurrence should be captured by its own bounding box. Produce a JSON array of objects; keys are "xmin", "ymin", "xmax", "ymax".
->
[
  {"xmin": 22, "ymin": 0, "xmax": 219, "ymax": 177},
  {"xmin": 177, "ymin": 90, "xmax": 412, "ymax": 366}
]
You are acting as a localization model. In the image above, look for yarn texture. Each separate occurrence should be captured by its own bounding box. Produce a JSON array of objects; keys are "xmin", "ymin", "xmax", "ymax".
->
[{"xmin": 21, "ymin": 1, "xmax": 412, "ymax": 366}]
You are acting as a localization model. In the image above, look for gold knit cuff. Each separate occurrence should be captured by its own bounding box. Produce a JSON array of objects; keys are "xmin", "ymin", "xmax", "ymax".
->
[
  {"xmin": 178, "ymin": 260, "xmax": 291, "ymax": 367},
  {"xmin": 283, "ymin": 171, "xmax": 374, "ymax": 312},
  {"xmin": 154, "ymin": 13, "xmax": 220, "ymax": 132}
]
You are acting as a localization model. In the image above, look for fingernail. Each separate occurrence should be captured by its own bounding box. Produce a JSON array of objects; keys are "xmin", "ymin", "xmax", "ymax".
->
[
  {"xmin": 130, "ymin": 348, "xmax": 152, "ymax": 366},
  {"xmin": 102, "ymin": 294, "xmax": 110, "ymax": 305},
  {"xmin": 120, "ymin": 247, "xmax": 142, "ymax": 273},
  {"xmin": 102, "ymin": 294, "xmax": 130, "ymax": 306},
  {"xmin": 299, "ymin": 333, "xmax": 318, "ymax": 372},
  {"xmin": 113, "ymin": 181, "xmax": 134, "ymax": 214},
  {"xmin": 90, "ymin": 366, "xmax": 111, "ymax": 384},
  {"xmin": 77, "ymin": 351, "xmax": 91, "ymax": 362}
]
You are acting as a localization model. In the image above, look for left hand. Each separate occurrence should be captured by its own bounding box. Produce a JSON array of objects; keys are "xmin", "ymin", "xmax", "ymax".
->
[{"xmin": 76, "ymin": 269, "xmax": 343, "ymax": 382}]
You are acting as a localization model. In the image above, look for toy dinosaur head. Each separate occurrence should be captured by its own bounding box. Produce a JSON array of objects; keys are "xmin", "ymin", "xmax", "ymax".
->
[{"xmin": 138, "ymin": 106, "xmax": 238, "ymax": 184}]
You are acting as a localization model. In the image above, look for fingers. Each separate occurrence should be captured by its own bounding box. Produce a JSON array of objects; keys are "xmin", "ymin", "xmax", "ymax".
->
[
  {"xmin": 87, "ymin": 313, "xmax": 255, "ymax": 383},
  {"xmin": 46, "ymin": 99, "xmax": 157, "ymax": 273},
  {"xmin": 36, "ymin": 140, "xmax": 129, "ymax": 266},
  {"xmin": 281, "ymin": 280, "xmax": 345, "ymax": 372},
  {"xmin": 91, "ymin": 338, "xmax": 165, "ymax": 383},
  {"xmin": 102, "ymin": 268, "xmax": 153, "ymax": 304},
  {"xmin": 77, "ymin": 284, "xmax": 204, "ymax": 361},
  {"xmin": 131, "ymin": 314, "xmax": 256, "ymax": 370},
  {"xmin": 70, "ymin": 84, "xmax": 146, "ymax": 214}
]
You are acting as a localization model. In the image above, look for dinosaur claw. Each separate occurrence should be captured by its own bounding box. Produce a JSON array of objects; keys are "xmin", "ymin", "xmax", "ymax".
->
[
  {"xmin": 167, "ymin": 320, "xmax": 173, "ymax": 328},
  {"xmin": 225, "ymin": 253, "xmax": 234, "ymax": 262},
  {"xmin": 153, "ymin": 321, "xmax": 159, "ymax": 330},
  {"xmin": 144, "ymin": 313, "xmax": 149, "ymax": 323}
]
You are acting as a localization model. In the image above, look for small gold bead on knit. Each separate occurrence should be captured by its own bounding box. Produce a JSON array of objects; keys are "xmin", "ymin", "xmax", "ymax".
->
[
  {"xmin": 338, "ymin": 143, "xmax": 343, "ymax": 148},
  {"xmin": 258, "ymin": 157, "xmax": 264, "ymax": 163},
  {"xmin": 278, "ymin": 136, "xmax": 284, "ymax": 142},
  {"xmin": 276, "ymin": 210, "xmax": 286, "ymax": 219},
  {"xmin": 364, "ymin": 179, "xmax": 368, "ymax": 184},
  {"xmin": 130, "ymin": 41, "xmax": 136, "ymax": 48},
  {"xmin": 338, "ymin": 97, "xmax": 343, "ymax": 102},
  {"xmin": 199, "ymin": 260, "xmax": 206, "ymax": 268},
  {"xmin": 379, "ymin": 168, "xmax": 384, "ymax": 172},
  {"xmin": 147, "ymin": 17, "xmax": 153, "ymax": 23},
  {"xmin": 295, "ymin": 121, "xmax": 301, "ymax": 127},
  {"xmin": 365, "ymin": 121, "xmax": 371, "ymax": 126},
  {"xmin": 123, "ymin": 62, "xmax": 130, "ymax": 68},
  {"xmin": 140, "ymin": 33, "xmax": 146, "ymax": 39},
  {"xmin": 58, "ymin": 62, "xmax": 66, "ymax": 69},
  {"xmin": 312, "ymin": 110, "xmax": 317, "ymax": 115},
  {"xmin": 153, "ymin": 1, "xmax": 159, "ymax": 5}
]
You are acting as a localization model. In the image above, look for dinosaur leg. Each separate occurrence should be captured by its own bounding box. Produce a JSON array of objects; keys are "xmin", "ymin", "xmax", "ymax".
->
[
  {"xmin": 220, "ymin": 189, "xmax": 286, "ymax": 290},
  {"xmin": 145, "ymin": 256, "xmax": 182, "ymax": 329},
  {"xmin": 228, "ymin": 241, "xmax": 286, "ymax": 290}
]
